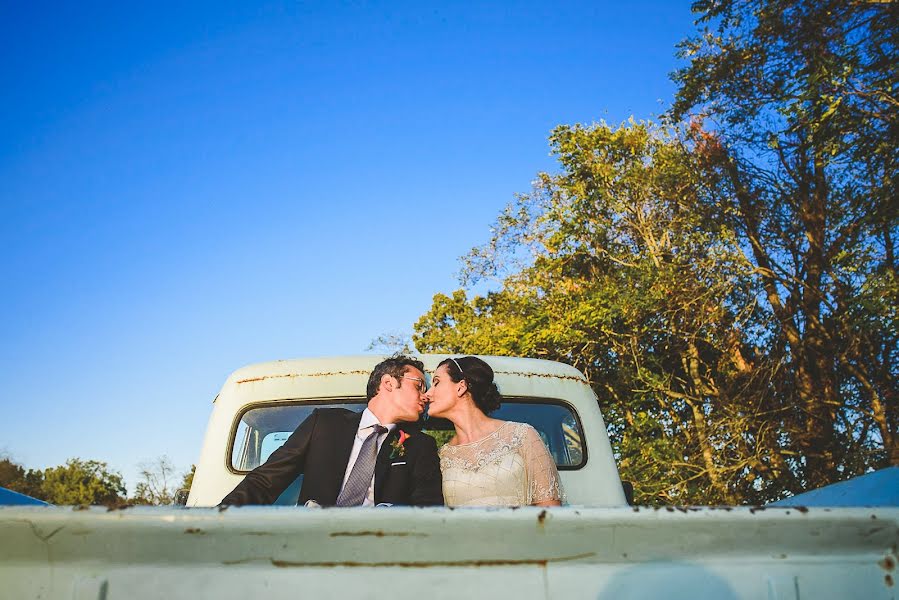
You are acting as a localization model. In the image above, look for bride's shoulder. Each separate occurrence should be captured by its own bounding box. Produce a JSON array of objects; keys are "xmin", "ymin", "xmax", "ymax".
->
[{"xmin": 503, "ymin": 420, "xmax": 536, "ymax": 433}]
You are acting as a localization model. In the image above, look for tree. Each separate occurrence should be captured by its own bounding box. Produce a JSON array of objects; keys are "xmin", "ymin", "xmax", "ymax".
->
[
  {"xmin": 415, "ymin": 0, "xmax": 896, "ymax": 503},
  {"xmin": 0, "ymin": 457, "xmax": 26, "ymax": 488},
  {"xmin": 132, "ymin": 456, "xmax": 179, "ymax": 505},
  {"xmin": 366, "ymin": 332, "xmax": 414, "ymax": 354},
  {"xmin": 0, "ymin": 457, "xmax": 44, "ymax": 499},
  {"xmin": 39, "ymin": 459, "xmax": 127, "ymax": 505},
  {"xmin": 672, "ymin": 0, "xmax": 898, "ymax": 488},
  {"xmin": 416, "ymin": 121, "xmax": 783, "ymax": 504},
  {"xmin": 180, "ymin": 464, "xmax": 195, "ymax": 494}
]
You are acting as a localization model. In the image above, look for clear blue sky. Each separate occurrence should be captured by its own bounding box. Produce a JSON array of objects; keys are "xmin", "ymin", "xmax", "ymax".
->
[{"xmin": 1, "ymin": 1, "xmax": 696, "ymax": 493}]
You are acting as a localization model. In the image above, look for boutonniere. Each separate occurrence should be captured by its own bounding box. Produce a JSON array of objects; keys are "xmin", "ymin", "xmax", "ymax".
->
[{"xmin": 389, "ymin": 430, "xmax": 409, "ymax": 459}]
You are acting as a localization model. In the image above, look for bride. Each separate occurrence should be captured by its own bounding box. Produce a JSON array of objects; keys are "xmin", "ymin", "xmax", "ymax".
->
[{"xmin": 425, "ymin": 356, "xmax": 562, "ymax": 507}]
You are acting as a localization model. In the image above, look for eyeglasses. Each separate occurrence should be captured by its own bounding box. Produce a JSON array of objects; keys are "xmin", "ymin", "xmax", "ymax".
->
[{"xmin": 401, "ymin": 375, "xmax": 428, "ymax": 393}]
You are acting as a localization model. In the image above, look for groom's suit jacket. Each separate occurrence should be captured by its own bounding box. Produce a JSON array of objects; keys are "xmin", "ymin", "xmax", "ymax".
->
[{"xmin": 221, "ymin": 408, "xmax": 444, "ymax": 506}]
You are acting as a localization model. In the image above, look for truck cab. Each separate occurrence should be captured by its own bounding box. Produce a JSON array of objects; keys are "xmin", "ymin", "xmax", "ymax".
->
[{"xmin": 188, "ymin": 354, "xmax": 627, "ymax": 506}]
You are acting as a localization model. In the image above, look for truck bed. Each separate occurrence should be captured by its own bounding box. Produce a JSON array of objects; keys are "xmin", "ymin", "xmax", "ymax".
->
[{"xmin": 2, "ymin": 505, "xmax": 896, "ymax": 599}]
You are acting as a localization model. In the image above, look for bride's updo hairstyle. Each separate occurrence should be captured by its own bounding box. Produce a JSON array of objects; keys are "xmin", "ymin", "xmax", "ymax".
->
[{"xmin": 439, "ymin": 356, "xmax": 502, "ymax": 415}]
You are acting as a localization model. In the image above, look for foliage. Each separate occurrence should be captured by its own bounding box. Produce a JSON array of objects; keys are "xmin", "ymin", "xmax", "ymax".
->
[
  {"xmin": 0, "ymin": 457, "xmax": 44, "ymax": 499},
  {"xmin": 131, "ymin": 455, "xmax": 181, "ymax": 505},
  {"xmin": 672, "ymin": 0, "xmax": 898, "ymax": 488},
  {"xmin": 367, "ymin": 332, "xmax": 414, "ymax": 354},
  {"xmin": 414, "ymin": 0, "xmax": 896, "ymax": 501},
  {"xmin": 181, "ymin": 464, "xmax": 196, "ymax": 494},
  {"xmin": 38, "ymin": 459, "xmax": 127, "ymax": 505},
  {"xmin": 416, "ymin": 121, "xmax": 781, "ymax": 504}
]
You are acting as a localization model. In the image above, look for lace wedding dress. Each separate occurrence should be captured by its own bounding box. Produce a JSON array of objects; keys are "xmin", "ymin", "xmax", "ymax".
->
[{"xmin": 438, "ymin": 421, "xmax": 563, "ymax": 507}]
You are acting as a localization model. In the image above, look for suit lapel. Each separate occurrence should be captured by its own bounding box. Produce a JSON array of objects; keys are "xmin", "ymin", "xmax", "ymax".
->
[
  {"xmin": 327, "ymin": 411, "xmax": 363, "ymax": 500},
  {"xmin": 374, "ymin": 428, "xmax": 400, "ymax": 501}
]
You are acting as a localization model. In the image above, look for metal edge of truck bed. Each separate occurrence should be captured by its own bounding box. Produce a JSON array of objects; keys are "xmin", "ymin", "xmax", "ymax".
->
[{"xmin": 1, "ymin": 506, "xmax": 896, "ymax": 599}]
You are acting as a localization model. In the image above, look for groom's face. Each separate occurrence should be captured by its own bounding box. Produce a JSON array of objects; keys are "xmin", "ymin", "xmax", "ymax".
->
[{"xmin": 389, "ymin": 366, "xmax": 428, "ymax": 422}]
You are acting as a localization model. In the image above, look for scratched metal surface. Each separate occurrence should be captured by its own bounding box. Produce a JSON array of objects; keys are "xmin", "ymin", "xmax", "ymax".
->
[
  {"xmin": 0, "ymin": 506, "xmax": 896, "ymax": 599},
  {"xmin": 189, "ymin": 355, "xmax": 626, "ymax": 507}
]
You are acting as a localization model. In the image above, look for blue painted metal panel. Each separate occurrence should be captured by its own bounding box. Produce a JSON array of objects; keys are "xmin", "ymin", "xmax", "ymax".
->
[
  {"xmin": 770, "ymin": 466, "xmax": 899, "ymax": 507},
  {"xmin": 0, "ymin": 487, "xmax": 48, "ymax": 506}
]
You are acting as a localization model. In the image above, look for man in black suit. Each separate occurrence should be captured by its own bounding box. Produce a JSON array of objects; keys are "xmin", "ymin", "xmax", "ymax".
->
[{"xmin": 221, "ymin": 355, "xmax": 443, "ymax": 507}]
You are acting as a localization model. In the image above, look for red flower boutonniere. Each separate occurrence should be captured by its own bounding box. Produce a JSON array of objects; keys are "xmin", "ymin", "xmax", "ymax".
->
[{"xmin": 390, "ymin": 430, "xmax": 409, "ymax": 459}]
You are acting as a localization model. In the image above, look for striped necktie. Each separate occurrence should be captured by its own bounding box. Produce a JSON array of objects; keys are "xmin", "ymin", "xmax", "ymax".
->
[{"xmin": 336, "ymin": 424, "xmax": 387, "ymax": 506}]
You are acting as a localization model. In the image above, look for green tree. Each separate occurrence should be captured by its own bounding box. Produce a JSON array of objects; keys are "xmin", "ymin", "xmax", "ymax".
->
[
  {"xmin": 672, "ymin": 0, "xmax": 898, "ymax": 487},
  {"xmin": 416, "ymin": 121, "xmax": 782, "ymax": 504},
  {"xmin": 39, "ymin": 459, "xmax": 127, "ymax": 505},
  {"xmin": 180, "ymin": 464, "xmax": 195, "ymax": 494},
  {"xmin": 0, "ymin": 457, "xmax": 46, "ymax": 499}
]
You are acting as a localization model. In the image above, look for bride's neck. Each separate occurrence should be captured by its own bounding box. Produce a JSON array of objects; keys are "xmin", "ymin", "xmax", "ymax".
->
[{"xmin": 451, "ymin": 406, "xmax": 501, "ymax": 445}]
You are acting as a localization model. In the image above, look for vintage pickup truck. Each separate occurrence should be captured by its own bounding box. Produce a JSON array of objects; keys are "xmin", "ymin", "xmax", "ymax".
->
[{"xmin": 1, "ymin": 355, "xmax": 897, "ymax": 599}]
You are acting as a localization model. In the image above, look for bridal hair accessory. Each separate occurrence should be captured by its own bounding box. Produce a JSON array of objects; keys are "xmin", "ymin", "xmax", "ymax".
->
[
  {"xmin": 451, "ymin": 358, "xmax": 464, "ymax": 377},
  {"xmin": 390, "ymin": 430, "xmax": 409, "ymax": 459}
]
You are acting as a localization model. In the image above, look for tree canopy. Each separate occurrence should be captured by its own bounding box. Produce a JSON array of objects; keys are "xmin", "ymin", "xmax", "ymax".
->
[{"xmin": 414, "ymin": 0, "xmax": 896, "ymax": 504}]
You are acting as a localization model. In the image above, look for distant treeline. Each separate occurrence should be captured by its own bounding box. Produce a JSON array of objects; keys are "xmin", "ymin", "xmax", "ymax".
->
[{"xmin": 0, "ymin": 456, "xmax": 194, "ymax": 506}]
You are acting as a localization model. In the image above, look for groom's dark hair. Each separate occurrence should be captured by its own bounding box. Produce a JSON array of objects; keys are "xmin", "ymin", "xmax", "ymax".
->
[{"xmin": 367, "ymin": 354, "xmax": 425, "ymax": 400}]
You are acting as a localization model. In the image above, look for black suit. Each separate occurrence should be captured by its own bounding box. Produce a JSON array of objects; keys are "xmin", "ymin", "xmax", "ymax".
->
[{"xmin": 221, "ymin": 408, "xmax": 443, "ymax": 506}]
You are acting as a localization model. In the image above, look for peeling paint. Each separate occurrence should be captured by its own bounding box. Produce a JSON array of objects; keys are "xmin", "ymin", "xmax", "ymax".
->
[
  {"xmin": 223, "ymin": 552, "xmax": 596, "ymax": 568},
  {"xmin": 493, "ymin": 370, "xmax": 587, "ymax": 383},
  {"xmin": 236, "ymin": 371, "xmax": 371, "ymax": 384},
  {"xmin": 235, "ymin": 368, "xmax": 587, "ymax": 385},
  {"xmin": 329, "ymin": 531, "xmax": 427, "ymax": 538}
]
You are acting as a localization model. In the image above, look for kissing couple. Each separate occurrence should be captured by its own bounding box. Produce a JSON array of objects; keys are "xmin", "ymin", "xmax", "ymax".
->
[{"xmin": 221, "ymin": 355, "xmax": 562, "ymax": 508}]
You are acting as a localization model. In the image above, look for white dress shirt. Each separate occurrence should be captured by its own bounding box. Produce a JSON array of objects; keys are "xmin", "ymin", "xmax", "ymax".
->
[{"xmin": 339, "ymin": 408, "xmax": 396, "ymax": 506}]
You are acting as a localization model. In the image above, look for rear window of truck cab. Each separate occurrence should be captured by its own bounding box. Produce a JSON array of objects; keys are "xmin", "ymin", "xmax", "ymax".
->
[{"xmin": 229, "ymin": 399, "xmax": 586, "ymax": 474}]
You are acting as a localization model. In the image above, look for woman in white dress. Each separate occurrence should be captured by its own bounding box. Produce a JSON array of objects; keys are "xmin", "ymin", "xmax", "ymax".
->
[{"xmin": 425, "ymin": 356, "xmax": 562, "ymax": 507}]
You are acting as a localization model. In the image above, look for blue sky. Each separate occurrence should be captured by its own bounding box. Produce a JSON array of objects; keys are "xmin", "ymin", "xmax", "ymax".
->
[{"xmin": 1, "ymin": 1, "xmax": 696, "ymax": 493}]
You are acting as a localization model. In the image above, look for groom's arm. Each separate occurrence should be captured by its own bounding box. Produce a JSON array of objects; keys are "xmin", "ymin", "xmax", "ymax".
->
[
  {"xmin": 220, "ymin": 409, "xmax": 319, "ymax": 506},
  {"xmin": 408, "ymin": 433, "xmax": 444, "ymax": 506}
]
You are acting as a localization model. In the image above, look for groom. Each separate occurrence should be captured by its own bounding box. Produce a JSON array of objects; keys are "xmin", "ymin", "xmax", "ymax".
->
[{"xmin": 221, "ymin": 355, "xmax": 443, "ymax": 507}]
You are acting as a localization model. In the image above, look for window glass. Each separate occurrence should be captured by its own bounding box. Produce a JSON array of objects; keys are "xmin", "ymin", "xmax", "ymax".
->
[
  {"xmin": 230, "ymin": 402, "xmax": 364, "ymax": 472},
  {"xmin": 229, "ymin": 398, "xmax": 585, "ymax": 472}
]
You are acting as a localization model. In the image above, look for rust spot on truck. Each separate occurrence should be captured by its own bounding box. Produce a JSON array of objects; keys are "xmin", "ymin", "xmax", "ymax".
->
[
  {"xmin": 184, "ymin": 528, "xmax": 205, "ymax": 535},
  {"xmin": 236, "ymin": 371, "xmax": 371, "ymax": 384},
  {"xmin": 330, "ymin": 531, "xmax": 427, "ymax": 538},
  {"xmin": 886, "ymin": 574, "xmax": 894, "ymax": 587},
  {"xmin": 880, "ymin": 556, "xmax": 895, "ymax": 571},
  {"xmin": 224, "ymin": 552, "xmax": 595, "ymax": 568},
  {"xmin": 236, "ymin": 369, "xmax": 585, "ymax": 385},
  {"xmin": 537, "ymin": 510, "xmax": 547, "ymax": 525},
  {"xmin": 493, "ymin": 370, "xmax": 587, "ymax": 383}
]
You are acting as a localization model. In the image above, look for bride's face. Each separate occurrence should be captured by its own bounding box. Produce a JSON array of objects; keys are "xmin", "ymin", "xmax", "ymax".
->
[{"xmin": 424, "ymin": 364, "xmax": 460, "ymax": 418}]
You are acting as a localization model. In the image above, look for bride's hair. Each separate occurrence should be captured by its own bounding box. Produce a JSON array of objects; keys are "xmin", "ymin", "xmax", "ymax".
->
[{"xmin": 439, "ymin": 356, "xmax": 501, "ymax": 415}]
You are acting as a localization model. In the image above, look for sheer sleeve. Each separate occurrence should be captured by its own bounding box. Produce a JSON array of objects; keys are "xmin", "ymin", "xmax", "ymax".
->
[{"xmin": 522, "ymin": 424, "xmax": 563, "ymax": 504}]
